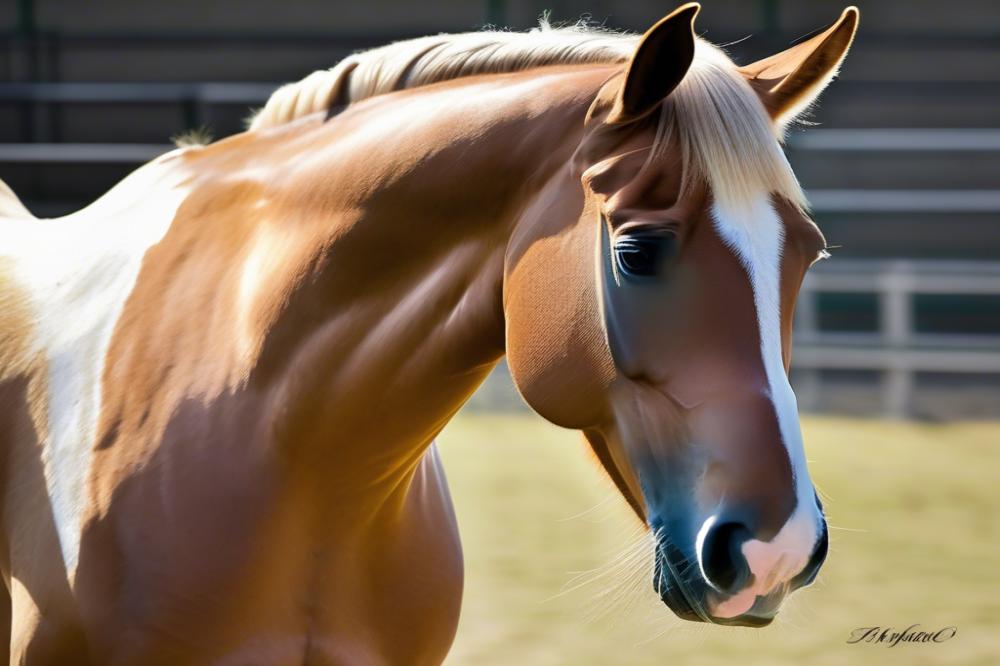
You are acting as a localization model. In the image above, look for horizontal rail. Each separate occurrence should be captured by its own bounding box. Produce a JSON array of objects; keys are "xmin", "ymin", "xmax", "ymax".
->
[
  {"xmin": 803, "ymin": 261, "xmax": 1000, "ymax": 294},
  {"xmin": 0, "ymin": 29, "xmax": 422, "ymax": 45},
  {"xmin": 0, "ymin": 82, "xmax": 275, "ymax": 104},
  {"xmin": 810, "ymin": 259, "xmax": 1000, "ymax": 274},
  {"xmin": 806, "ymin": 189, "xmax": 1000, "ymax": 213},
  {"xmin": 786, "ymin": 128, "xmax": 1000, "ymax": 152},
  {"xmin": 794, "ymin": 345, "xmax": 1000, "ymax": 373},
  {"xmin": 796, "ymin": 332, "xmax": 1000, "ymax": 351},
  {"xmin": 0, "ymin": 143, "xmax": 171, "ymax": 163},
  {"xmin": 2, "ymin": 28, "xmax": 999, "ymax": 47}
]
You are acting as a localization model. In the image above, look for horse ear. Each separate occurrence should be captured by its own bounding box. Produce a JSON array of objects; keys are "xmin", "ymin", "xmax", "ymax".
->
[
  {"xmin": 739, "ymin": 7, "xmax": 859, "ymax": 131},
  {"xmin": 606, "ymin": 3, "xmax": 700, "ymax": 125}
]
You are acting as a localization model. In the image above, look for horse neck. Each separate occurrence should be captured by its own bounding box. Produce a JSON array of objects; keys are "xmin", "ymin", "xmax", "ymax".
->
[{"xmin": 217, "ymin": 67, "xmax": 607, "ymax": 473}]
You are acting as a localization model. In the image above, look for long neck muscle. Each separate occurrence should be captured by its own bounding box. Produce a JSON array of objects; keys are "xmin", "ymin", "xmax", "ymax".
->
[{"xmin": 204, "ymin": 68, "xmax": 603, "ymax": 476}]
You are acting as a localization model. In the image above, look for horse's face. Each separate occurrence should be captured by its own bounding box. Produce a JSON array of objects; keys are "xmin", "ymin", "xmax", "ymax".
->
[{"xmin": 505, "ymin": 4, "xmax": 858, "ymax": 626}]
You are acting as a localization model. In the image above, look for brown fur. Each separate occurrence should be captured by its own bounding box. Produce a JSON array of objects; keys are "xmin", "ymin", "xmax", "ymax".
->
[{"xmin": 0, "ymin": 4, "xmax": 857, "ymax": 660}]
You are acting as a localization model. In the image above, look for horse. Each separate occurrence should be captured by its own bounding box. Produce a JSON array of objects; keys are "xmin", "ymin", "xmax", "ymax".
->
[{"xmin": 0, "ymin": 3, "xmax": 858, "ymax": 663}]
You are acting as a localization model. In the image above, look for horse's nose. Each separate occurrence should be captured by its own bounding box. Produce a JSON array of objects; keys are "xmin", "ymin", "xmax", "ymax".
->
[
  {"xmin": 698, "ymin": 519, "xmax": 752, "ymax": 594},
  {"xmin": 700, "ymin": 510, "xmax": 829, "ymax": 620}
]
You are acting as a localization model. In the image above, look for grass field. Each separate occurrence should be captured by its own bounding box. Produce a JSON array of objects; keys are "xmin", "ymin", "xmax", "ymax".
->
[{"xmin": 437, "ymin": 414, "xmax": 1000, "ymax": 666}]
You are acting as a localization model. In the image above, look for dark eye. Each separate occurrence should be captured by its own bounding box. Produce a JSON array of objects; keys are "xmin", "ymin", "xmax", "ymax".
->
[{"xmin": 613, "ymin": 231, "xmax": 677, "ymax": 279}]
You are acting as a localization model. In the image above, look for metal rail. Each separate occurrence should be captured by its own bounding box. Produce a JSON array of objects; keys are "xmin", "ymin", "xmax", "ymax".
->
[
  {"xmin": 0, "ymin": 143, "xmax": 170, "ymax": 163},
  {"xmin": 786, "ymin": 128, "xmax": 1000, "ymax": 152},
  {"xmin": 0, "ymin": 82, "xmax": 276, "ymax": 104},
  {"xmin": 794, "ymin": 260, "xmax": 1000, "ymax": 417}
]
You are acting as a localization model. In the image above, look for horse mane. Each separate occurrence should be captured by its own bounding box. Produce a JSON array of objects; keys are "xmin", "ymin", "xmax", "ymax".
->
[
  {"xmin": 247, "ymin": 21, "xmax": 635, "ymax": 131},
  {"xmin": 248, "ymin": 22, "xmax": 806, "ymax": 212}
]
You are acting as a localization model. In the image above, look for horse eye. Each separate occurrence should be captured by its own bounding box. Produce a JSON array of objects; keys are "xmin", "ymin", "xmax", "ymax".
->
[{"xmin": 613, "ymin": 232, "xmax": 677, "ymax": 279}]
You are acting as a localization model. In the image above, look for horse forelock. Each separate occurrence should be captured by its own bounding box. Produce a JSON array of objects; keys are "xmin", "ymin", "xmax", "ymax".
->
[{"xmin": 639, "ymin": 42, "xmax": 806, "ymax": 216}]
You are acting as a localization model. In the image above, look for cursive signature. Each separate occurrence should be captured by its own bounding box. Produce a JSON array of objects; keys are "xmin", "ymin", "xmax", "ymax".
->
[{"xmin": 847, "ymin": 625, "xmax": 957, "ymax": 647}]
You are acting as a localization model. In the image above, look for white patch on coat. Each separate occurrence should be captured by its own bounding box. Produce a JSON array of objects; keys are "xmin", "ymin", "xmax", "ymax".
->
[{"xmin": 1, "ymin": 150, "xmax": 190, "ymax": 580}]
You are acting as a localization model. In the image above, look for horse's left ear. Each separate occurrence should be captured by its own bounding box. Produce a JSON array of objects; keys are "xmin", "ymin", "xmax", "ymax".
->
[
  {"xmin": 739, "ymin": 6, "xmax": 859, "ymax": 131},
  {"xmin": 606, "ymin": 3, "xmax": 700, "ymax": 124}
]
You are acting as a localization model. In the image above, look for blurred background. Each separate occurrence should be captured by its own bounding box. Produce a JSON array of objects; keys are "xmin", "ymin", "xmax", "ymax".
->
[{"xmin": 1, "ymin": 1, "xmax": 997, "ymax": 664}]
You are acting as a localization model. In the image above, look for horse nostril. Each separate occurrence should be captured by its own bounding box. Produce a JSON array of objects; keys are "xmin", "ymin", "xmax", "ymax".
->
[{"xmin": 700, "ymin": 521, "xmax": 752, "ymax": 594}]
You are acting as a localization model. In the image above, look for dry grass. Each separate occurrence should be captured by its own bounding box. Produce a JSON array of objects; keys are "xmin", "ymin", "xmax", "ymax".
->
[{"xmin": 437, "ymin": 414, "xmax": 1000, "ymax": 666}]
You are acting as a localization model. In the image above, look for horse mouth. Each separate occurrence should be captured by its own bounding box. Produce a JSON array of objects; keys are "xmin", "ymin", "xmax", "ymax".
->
[
  {"xmin": 653, "ymin": 544, "xmax": 776, "ymax": 628},
  {"xmin": 653, "ymin": 542, "xmax": 710, "ymax": 623}
]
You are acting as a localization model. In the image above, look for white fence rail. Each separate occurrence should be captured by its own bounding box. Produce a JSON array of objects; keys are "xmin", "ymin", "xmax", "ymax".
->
[{"xmin": 794, "ymin": 259, "xmax": 1000, "ymax": 417}]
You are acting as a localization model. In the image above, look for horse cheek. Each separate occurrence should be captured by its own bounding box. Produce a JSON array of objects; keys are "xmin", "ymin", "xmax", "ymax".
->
[{"xmin": 505, "ymin": 216, "xmax": 614, "ymax": 429}]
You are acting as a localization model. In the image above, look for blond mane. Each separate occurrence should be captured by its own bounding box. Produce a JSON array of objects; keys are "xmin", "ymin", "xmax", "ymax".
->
[
  {"xmin": 248, "ymin": 22, "xmax": 634, "ymax": 131},
  {"xmin": 248, "ymin": 23, "xmax": 805, "ymax": 211}
]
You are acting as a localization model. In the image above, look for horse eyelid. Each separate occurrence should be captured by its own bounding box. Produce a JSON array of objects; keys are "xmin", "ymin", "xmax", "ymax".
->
[{"xmin": 612, "ymin": 221, "xmax": 682, "ymax": 238}]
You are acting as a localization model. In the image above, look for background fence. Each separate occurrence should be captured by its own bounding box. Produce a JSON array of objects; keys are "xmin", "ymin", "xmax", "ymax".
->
[
  {"xmin": 2, "ymin": 0, "xmax": 998, "ymax": 418},
  {"xmin": 794, "ymin": 259, "xmax": 1000, "ymax": 418}
]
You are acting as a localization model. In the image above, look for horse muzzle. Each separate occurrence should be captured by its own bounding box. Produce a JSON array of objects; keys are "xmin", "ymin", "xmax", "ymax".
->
[{"xmin": 652, "ymin": 516, "xmax": 829, "ymax": 627}]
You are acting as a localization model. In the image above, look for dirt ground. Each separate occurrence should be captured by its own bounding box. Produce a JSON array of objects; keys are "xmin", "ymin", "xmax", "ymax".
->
[{"xmin": 438, "ymin": 414, "xmax": 999, "ymax": 666}]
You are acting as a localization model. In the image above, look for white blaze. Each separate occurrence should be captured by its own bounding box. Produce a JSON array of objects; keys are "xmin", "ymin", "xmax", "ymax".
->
[{"xmin": 706, "ymin": 194, "xmax": 822, "ymax": 619}]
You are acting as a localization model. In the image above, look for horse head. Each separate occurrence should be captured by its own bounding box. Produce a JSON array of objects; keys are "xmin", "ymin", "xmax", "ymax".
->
[{"xmin": 505, "ymin": 3, "xmax": 858, "ymax": 626}]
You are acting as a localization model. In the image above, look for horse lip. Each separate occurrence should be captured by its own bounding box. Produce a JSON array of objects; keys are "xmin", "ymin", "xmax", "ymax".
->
[
  {"xmin": 654, "ymin": 546, "xmax": 712, "ymax": 623},
  {"xmin": 655, "ymin": 543, "xmax": 780, "ymax": 627},
  {"xmin": 656, "ymin": 566, "xmax": 703, "ymax": 622}
]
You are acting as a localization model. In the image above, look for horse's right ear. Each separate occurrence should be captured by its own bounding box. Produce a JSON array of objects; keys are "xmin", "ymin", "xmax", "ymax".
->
[{"xmin": 606, "ymin": 3, "xmax": 700, "ymax": 125}]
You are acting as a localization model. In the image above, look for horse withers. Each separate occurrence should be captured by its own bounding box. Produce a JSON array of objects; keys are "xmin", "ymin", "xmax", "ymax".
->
[{"xmin": 0, "ymin": 4, "xmax": 857, "ymax": 664}]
